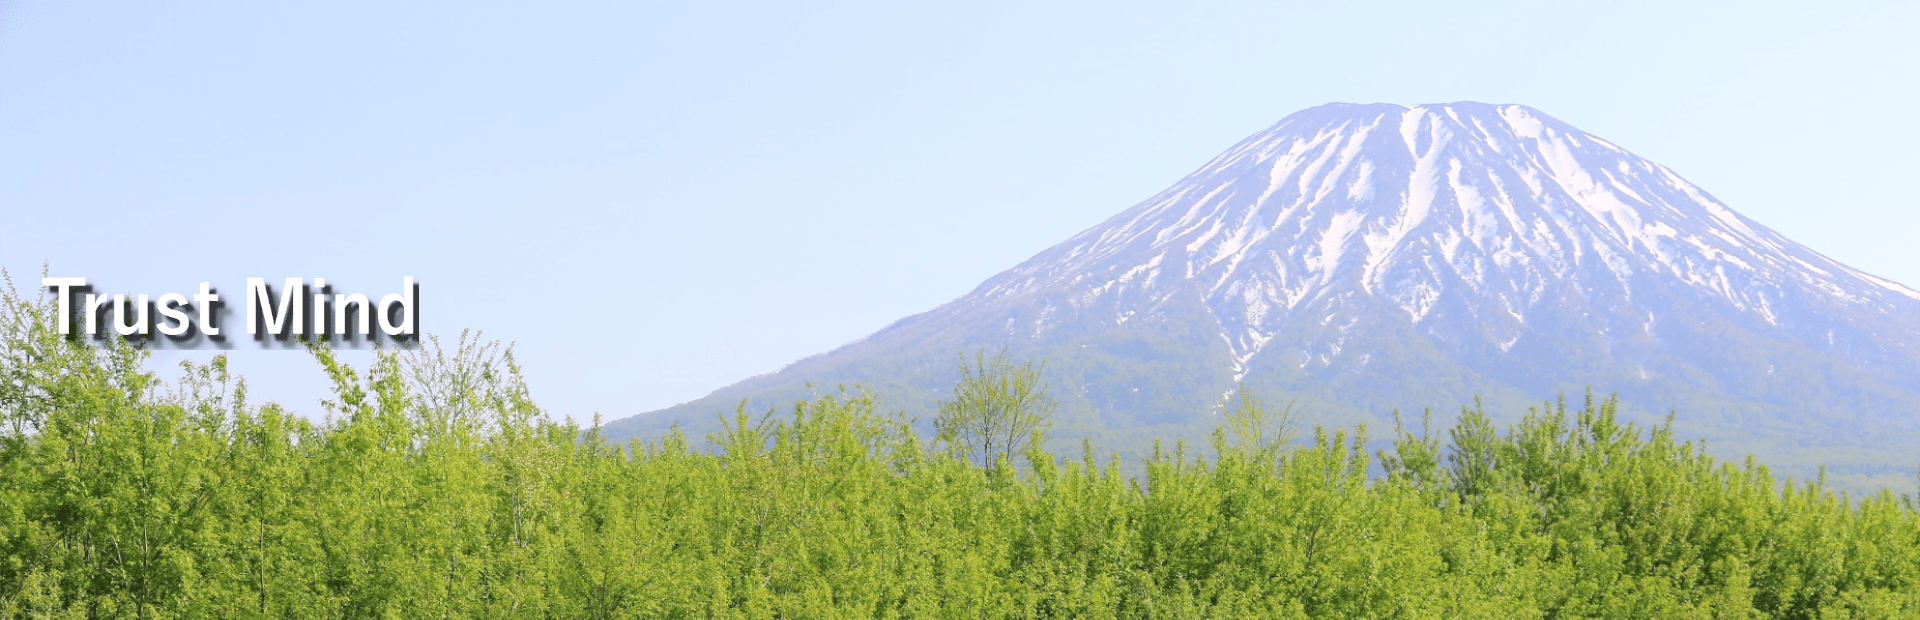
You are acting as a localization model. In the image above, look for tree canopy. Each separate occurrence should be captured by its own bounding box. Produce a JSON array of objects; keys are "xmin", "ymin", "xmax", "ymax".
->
[{"xmin": 3, "ymin": 279, "xmax": 1919, "ymax": 617}]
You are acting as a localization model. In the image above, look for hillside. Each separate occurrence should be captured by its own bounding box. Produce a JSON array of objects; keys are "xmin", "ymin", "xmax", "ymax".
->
[{"xmin": 607, "ymin": 103, "xmax": 1920, "ymax": 491}]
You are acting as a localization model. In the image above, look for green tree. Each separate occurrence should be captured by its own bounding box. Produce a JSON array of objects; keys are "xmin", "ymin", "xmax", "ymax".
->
[
  {"xmin": 1220, "ymin": 382, "xmax": 1301, "ymax": 456},
  {"xmin": 935, "ymin": 349, "xmax": 1055, "ymax": 467}
]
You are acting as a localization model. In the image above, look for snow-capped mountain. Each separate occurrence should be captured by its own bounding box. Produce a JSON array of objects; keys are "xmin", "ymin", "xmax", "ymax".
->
[
  {"xmin": 611, "ymin": 103, "xmax": 1920, "ymax": 490},
  {"xmin": 945, "ymin": 103, "xmax": 1920, "ymax": 391}
]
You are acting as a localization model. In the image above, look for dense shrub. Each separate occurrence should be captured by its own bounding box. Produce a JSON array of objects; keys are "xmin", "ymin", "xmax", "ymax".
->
[{"xmin": 2, "ymin": 284, "xmax": 1917, "ymax": 618}]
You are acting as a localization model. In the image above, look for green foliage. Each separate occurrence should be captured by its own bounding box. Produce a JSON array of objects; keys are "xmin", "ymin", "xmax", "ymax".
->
[
  {"xmin": 935, "ymin": 349, "xmax": 1056, "ymax": 468},
  {"xmin": 1219, "ymin": 382, "xmax": 1300, "ymax": 457},
  {"xmin": 4, "ymin": 281, "xmax": 1920, "ymax": 617}
]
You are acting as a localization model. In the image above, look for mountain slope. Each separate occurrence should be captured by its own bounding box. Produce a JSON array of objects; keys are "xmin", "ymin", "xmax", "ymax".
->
[{"xmin": 608, "ymin": 102, "xmax": 1920, "ymax": 490}]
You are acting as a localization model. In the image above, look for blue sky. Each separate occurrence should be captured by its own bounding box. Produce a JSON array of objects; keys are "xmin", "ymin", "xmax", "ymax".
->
[{"xmin": 2, "ymin": 0, "xmax": 1915, "ymax": 420}]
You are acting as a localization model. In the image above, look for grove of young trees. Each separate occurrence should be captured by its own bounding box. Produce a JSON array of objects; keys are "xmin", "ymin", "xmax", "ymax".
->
[{"xmin": 3, "ymin": 282, "xmax": 1919, "ymax": 617}]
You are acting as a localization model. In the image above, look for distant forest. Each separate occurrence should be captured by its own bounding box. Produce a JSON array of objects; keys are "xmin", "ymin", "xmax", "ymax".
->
[{"xmin": 3, "ymin": 282, "xmax": 1919, "ymax": 618}]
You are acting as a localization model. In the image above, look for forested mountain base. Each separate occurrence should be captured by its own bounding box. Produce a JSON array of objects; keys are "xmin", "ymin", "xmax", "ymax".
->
[{"xmin": 4, "ymin": 289, "xmax": 1920, "ymax": 617}]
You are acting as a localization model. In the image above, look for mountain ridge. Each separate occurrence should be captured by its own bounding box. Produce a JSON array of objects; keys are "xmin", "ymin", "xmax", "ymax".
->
[{"xmin": 609, "ymin": 102, "xmax": 1920, "ymax": 491}]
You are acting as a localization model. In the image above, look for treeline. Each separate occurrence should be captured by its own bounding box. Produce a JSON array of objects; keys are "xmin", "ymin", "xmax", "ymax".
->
[{"xmin": 3, "ymin": 286, "xmax": 1920, "ymax": 618}]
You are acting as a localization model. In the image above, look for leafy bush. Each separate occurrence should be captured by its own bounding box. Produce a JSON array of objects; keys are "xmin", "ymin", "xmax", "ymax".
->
[{"xmin": 2, "ymin": 281, "xmax": 1917, "ymax": 617}]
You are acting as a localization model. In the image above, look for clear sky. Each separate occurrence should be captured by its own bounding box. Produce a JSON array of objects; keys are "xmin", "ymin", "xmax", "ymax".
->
[{"xmin": 2, "ymin": 0, "xmax": 1916, "ymax": 421}]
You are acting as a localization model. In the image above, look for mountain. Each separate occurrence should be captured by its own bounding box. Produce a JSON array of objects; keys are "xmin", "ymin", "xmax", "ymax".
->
[{"xmin": 607, "ymin": 102, "xmax": 1920, "ymax": 491}]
